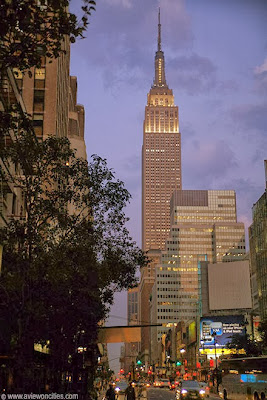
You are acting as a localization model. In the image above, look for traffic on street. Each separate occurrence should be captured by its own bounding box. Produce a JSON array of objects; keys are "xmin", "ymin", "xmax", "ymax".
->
[
  {"xmin": 102, "ymin": 379, "xmax": 221, "ymax": 400},
  {"xmin": 147, "ymin": 387, "xmax": 220, "ymax": 400}
]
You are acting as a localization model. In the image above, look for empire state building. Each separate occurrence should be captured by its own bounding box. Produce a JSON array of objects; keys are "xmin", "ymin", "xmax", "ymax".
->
[{"xmin": 142, "ymin": 10, "xmax": 182, "ymax": 252}]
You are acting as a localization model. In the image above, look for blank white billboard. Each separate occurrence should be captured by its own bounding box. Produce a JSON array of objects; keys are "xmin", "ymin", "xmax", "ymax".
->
[{"xmin": 208, "ymin": 260, "xmax": 252, "ymax": 310}]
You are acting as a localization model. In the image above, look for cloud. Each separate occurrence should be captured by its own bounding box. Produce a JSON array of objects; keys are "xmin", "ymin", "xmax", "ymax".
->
[
  {"xmin": 75, "ymin": 0, "xmax": 192, "ymax": 90},
  {"xmin": 254, "ymin": 57, "xmax": 267, "ymax": 74},
  {"xmin": 105, "ymin": 0, "xmax": 132, "ymax": 8},
  {"xmin": 230, "ymin": 103, "xmax": 267, "ymax": 135},
  {"xmin": 168, "ymin": 53, "xmax": 217, "ymax": 95},
  {"xmin": 229, "ymin": 102, "xmax": 267, "ymax": 164},
  {"xmin": 224, "ymin": 177, "xmax": 264, "ymax": 230},
  {"xmin": 180, "ymin": 122, "xmax": 196, "ymax": 143},
  {"xmin": 183, "ymin": 139, "xmax": 238, "ymax": 188},
  {"xmin": 254, "ymin": 57, "xmax": 267, "ymax": 93},
  {"xmin": 159, "ymin": 0, "xmax": 193, "ymax": 49}
]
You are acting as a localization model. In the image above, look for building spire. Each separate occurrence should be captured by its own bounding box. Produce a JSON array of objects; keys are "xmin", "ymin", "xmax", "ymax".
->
[
  {"xmin": 153, "ymin": 8, "xmax": 167, "ymax": 88},
  {"xmin": 158, "ymin": 8, "xmax": 161, "ymax": 51}
]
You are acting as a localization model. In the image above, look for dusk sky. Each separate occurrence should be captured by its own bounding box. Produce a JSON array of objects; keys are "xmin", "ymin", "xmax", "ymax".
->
[{"xmin": 70, "ymin": 0, "xmax": 267, "ymax": 373}]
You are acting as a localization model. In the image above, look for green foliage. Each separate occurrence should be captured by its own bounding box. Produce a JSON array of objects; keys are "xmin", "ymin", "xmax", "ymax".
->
[
  {"xmin": 0, "ymin": 0, "xmax": 96, "ymax": 71},
  {"xmin": 258, "ymin": 320, "xmax": 267, "ymax": 353},
  {"xmin": 227, "ymin": 333, "xmax": 262, "ymax": 357},
  {"xmin": 0, "ymin": 130, "xmax": 147, "ymax": 390}
]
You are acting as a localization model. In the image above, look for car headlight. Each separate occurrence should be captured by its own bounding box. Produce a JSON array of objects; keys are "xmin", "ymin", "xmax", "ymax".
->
[
  {"xmin": 181, "ymin": 389, "xmax": 188, "ymax": 395},
  {"xmin": 115, "ymin": 387, "xmax": 120, "ymax": 392},
  {"xmin": 200, "ymin": 389, "xmax": 205, "ymax": 395}
]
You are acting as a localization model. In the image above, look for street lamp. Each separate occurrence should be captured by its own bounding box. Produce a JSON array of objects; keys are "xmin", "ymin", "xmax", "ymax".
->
[
  {"xmin": 211, "ymin": 332, "xmax": 217, "ymax": 368},
  {"xmin": 180, "ymin": 349, "xmax": 186, "ymax": 374},
  {"xmin": 180, "ymin": 349, "xmax": 186, "ymax": 371}
]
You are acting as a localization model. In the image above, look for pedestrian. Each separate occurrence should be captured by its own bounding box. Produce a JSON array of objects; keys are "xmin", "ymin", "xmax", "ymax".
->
[
  {"xmin": 125, "ymin": 382, "xmax": 136, "ymax": 400},
  {"xmin": 105, "ymin": 383, "xmax": 116, "ymax": 400}
]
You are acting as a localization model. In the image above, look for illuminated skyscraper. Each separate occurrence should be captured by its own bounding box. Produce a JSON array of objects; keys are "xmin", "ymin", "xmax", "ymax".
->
[
  {"xmin": 150, "ymin": 189, "xmax": 246, "ymax": 361},
  {"xmin": 142, "ymin": 9, "xmax": 182, "ymax": 252},
  {"xmin": 140, "ymin": 9, "xmax": 181, "ymax": 359},
  {"xmin": 249, "ymin": 161, "xmax": 267, "ymax": 320}
]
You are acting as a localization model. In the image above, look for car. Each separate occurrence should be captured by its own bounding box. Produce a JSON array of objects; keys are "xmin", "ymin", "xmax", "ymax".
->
[
  {"xmin": 176, "ymin": 380, "xmax": 206, "ymax": 399},
  {"xmin": 114, "ymin": 381, "xmax": 128, "ymax": 394},
  {"xmin": 169, "ymin": 381, "xmax": 176, "ymax": 390},
  {"xmin": 159, "ymin": 378, "xmax": 170, "ymax": 388},
  {"xmin": 143, "ymin": 382, "xmax": 151, "ymax": 388},
  {"xmin": 153, "ymin": 380, "xmax": 161, "ymax": 387},
  {"xmin": 198, "ymin": 382, "xmax": 210, "ymax": 397}
]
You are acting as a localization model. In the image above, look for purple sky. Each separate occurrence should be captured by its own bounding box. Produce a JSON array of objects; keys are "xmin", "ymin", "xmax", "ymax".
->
[{"xmin": 70, "ymin": 0, "xmax": 267, "ymax": 373}]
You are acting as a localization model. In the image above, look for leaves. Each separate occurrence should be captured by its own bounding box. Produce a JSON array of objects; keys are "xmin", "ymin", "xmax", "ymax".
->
[
  {"xmin": 0, "ymin": 128, "xmax": 147, "ymax": 390},
  {"xmin": 0, "ymin": 0, "xmax": 96, "ymax": 71}
]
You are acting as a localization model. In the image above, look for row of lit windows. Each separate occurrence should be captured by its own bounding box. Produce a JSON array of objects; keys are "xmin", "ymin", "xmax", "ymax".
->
[
  {"xmin": 175, "ymin": 215, "xmax": 235, "ymax": 221},
  {"xmin": 157, "ymin": 273, "xmax": 197, "ymax": 279},
  {"xmin": 174, "ymin": 208, "xmax": 235, "ymax": 213},
  {"xmin": 158, "ymin": 267, "xmax": 199, "ymax": 272},
  {"xmin": 157, "ymin": 294, "xmax": 198, "ymax": 299},
  {"xmin": 145, "ymin": 135, "xmax": 179, "ymax": 141},
  {"xmin": 147, "ymin": 108, "xmax": 178, "ymax": 114},
  {"xmin": 32, "ymin": 66, "xmax": 46, "ymax": 136}
]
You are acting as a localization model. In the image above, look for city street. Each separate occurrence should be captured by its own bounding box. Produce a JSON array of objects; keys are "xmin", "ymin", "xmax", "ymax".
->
[{"xmin": 146, "ymin": 388, "xmax": 221, "ymax": 400}]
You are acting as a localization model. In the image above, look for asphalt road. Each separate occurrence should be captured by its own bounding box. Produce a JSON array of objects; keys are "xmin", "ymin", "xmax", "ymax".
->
[
  {"xmin": 147, "ymin": 387, "xmax": 221, "ymax": 400},
  {"xmin": 98, "ymin": 387, "xmax": 221, "ymax": 400}
]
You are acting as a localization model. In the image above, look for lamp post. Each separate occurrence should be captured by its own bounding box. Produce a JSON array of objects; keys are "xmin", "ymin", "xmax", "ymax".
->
[
  {"xmin": 211, "ymin": 332, "xmax": 217, "ymax": 368},
  {"xmin": 180, "ymin": 348, "xmax": 186, "ymax": 377},
  {"xmin": 180, "ymin": 348, "xmax": 186, "ymax": 360},
  {"xmin": 212, "ymin": 332, "xmax": 220, "ymax": 392}
]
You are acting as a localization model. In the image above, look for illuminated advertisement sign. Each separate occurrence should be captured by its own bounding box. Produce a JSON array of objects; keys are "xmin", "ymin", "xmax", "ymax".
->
[
  {"xmin": 200, "ymin": 315, "xmax": 245, "ymax": 348},
  {"xmin": 188, "ymin": 321, "xmax": 197, "ymax": 345}
]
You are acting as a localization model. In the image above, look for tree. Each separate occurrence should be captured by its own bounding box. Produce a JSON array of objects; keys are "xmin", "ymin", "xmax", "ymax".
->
[
  {"xmin": 257, "ymin": 320, "xmax": 267, "ymax": 353},
  {"xmin": 0, "ymin": 0, "xmax": 96, "ymax": 72},
  {"xmin": 227, "ymin": 333, "xmax": 261, "ymax": 357},
  {"xmin": 0, "ymin": 130, "xmax": 147, "ymax": 392}
]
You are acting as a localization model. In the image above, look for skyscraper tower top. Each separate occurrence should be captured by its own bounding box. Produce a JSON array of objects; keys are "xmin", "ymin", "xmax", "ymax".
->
[
  {"xmin": 140, "ymin": 7, "xmax": 182, "ymax": 359},
  {"xmin": 142, "ymin": 9, "xmax": 181, "ymax": 251},
  {"xmin": 153, "ymin": 8, "xmax": 168, "ymax": 88}
]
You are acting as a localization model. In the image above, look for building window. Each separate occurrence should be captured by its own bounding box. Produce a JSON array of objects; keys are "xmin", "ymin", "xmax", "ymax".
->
[
  {"xmin": 33, "ymin": 114, "xmax": 44, "ymax": 136},
  {"xmin": 34, "ymin": 67, "xmax": 46, "ymax": 88},
  {"xmin": 33, "ymin": 90, "xmax": 45, "ymax": 112}
]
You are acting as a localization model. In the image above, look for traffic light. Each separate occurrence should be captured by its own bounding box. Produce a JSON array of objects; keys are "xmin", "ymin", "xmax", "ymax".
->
[
  {"xmin": 176, "ymin": 360, "xmax": 182, "ymax": 366},
  {"xmin": 137, "ymin": 359, "xmax": 142, "ymax": 366}
]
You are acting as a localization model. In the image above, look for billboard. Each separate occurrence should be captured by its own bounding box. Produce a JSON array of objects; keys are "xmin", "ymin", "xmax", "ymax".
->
[
  {"xmin": 200, "ymin": 315, "xmax": 245, "ymax": 348},
  {"xmin": 188, "ymin": 321, "xmax": 197, "ymax": 345},
  {"xmin": 98, "ymin": 326, "xmax": 141, "ymax": 343}
]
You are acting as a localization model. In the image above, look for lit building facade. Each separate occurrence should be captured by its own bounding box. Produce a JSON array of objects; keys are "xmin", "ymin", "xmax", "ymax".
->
[
  {"xmin": 150, "ymin": 190, "xmax": 246, "ymax": 347},
  {"xmin": 140, "ymin": 9, "xmax": 181, "ymax": 362},
  {"xmin": 14, "ymin": 37, "xmax": 70, "ymax": 138},
  {"xmin": 142, "ymin": 10, "xmax": 181, "ymax": 252},
  {"xmin": 68, "ymin": 76, "xmax": 86, "ymax": 159},
  {"xmin": 0, "ymin": 69, "xmax": 27, "ymax": 228},
  {"xmin": 1, "ymin": 40, "xmax": 86, "ymax": 248},
  {"xmin": 139, "ymin": 249, "xmax": 161, "ymax": 358},
  {"xmin": 122, "ymin": 288, "xmax": 140, "ymax": 374},
  {"xmin": 249, "ymin": 160, "xmax": 267, "ymax": 321}
]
